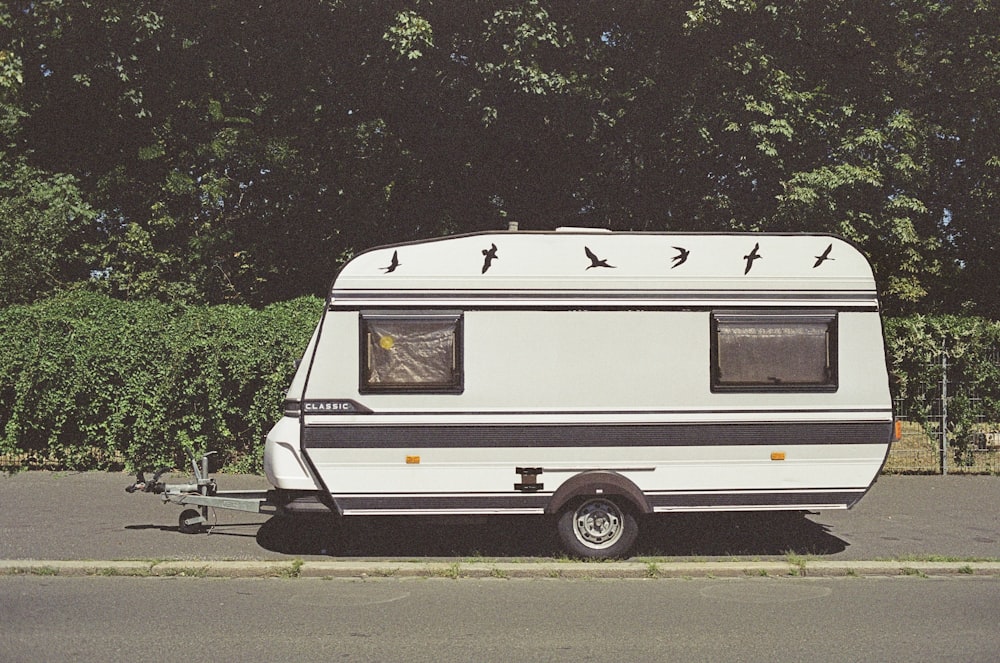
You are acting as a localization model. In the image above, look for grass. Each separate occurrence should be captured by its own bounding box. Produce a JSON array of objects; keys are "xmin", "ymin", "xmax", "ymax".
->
[
  {"xmin": 436, "ymin": 562, "xmax": 462, "ymax": 580},
  {"xmin": 885, "ymin": 421, "xmax": 1000, "ymax": 475},
  {"xmin": 784, "ymin": 552, "xmax": 813, "ymax": 576},
  {"xmin": 900, "ymin": 567, "xmax": 928, "ymax": 578},
  {"xmin": 155, "ymin": 566, "xmax": 208, "ymax": 578},
  {"xmin": 277, "ymin": 559, "xmax": 304, "ymax": 578},
  {"xmin": 883, "ymin": 554, "xmax": 1000, "ymax": 563},
  {"xmin": 369, "ymin": 567, "xmax": 400, "ymax": 578}
]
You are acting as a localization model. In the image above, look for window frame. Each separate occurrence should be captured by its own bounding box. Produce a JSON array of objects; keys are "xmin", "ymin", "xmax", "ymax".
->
[
  {"xmin": 710, "ymin": 309, "xmax": 839, "ymax": 393},
  {"xmin": 359, "ymin": 310, "xmax": 464, "ymax": 395}
]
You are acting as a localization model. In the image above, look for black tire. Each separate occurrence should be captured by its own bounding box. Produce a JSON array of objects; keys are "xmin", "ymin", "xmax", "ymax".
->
[
  {"xmin": 178, "ymin": 508, "xmax": 206, "ymax": 534},
  {"xmin": 556, "ymin": 496, "xmax": 638, "ymax": 559}
]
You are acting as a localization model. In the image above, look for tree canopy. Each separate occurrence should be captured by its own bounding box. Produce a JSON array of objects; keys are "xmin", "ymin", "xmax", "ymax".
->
[{"xmin": 2, "ymin": 1, "xmax": 999, "ymax": 315}]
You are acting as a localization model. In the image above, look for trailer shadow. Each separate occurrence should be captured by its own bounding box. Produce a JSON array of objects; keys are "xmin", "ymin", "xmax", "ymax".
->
[
  {"xmin": 125, "ymin": 522, "xmax": 263, "ymax": 538},
  {"xmin": 256, "ymin": 511, "xmax": 847, "ymax": 559}
]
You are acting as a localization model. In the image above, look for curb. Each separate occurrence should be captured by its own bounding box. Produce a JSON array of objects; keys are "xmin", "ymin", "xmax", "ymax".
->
[{"xmin": 3, "ymin": 560, "xmax": 999, "ymax": 579}]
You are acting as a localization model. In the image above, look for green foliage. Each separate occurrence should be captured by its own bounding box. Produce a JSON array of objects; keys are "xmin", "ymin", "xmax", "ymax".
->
[
  {"xmin": 384, "ymin": 10, "xmax": 434, "ymax": 60},
  {"xmin": 1, "ymin": 1, "xmax": 999, "ymax": 315},
  {"xmin": 3, "ymin": 298, "xmax": 1000, "ymax": 473},
  {"xmin": 0, "ymin": 291, "xmax": 322, "ymax": 472},
  {"xmin": 885, "ymin": 316, "xmax": 1000, "ymax": 464},
  {"xmin": 0, "ymin": 158, "xmax": 97, "ymax": 305}
]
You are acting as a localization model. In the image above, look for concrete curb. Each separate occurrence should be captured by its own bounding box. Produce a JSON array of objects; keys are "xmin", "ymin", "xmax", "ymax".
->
[{"xmin": 3, "ymin": 559, "xmax": 999, "ymax": 579}]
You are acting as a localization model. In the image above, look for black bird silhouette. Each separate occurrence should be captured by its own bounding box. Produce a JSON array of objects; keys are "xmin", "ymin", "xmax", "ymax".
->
[
  {"xmin": 381, "ymin": 250, "xmax": 400, "ymax": 273},
  {"xmin": 813, "ymin": 243, "xmax": 834, "ymax": 268},
  {"xmin": 743, "ymin": 242, "xmax": 762, "ymax": 274},
  {"xmin": 481, "ymin": 243, "xmax": 498, "ymax": 274},
  {"xmin": 585, "ymin": 246, "xmax": 615, "ymax": 269},
  {"xmin": 671, "ymin": 246, "xmax": 690, "ymax": 269}
]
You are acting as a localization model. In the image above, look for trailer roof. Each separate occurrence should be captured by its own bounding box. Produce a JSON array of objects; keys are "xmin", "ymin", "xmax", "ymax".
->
[{"xmin": 331, "ymin": 230, "xmax": 879, "ymax": 308}]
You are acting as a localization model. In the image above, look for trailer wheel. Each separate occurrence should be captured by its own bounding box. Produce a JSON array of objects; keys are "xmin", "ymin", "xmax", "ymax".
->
[
  {"xmin": 557, "ymin": 496, "xmax": 638, "ymax": 559},
  {"xmin": 178, "ymin": 508, "xmax": 206, "ymax": 534}
]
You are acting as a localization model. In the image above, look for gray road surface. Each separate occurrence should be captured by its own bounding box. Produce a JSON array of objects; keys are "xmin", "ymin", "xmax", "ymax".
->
[
  {"xmin": 2, "ymin": 575, "xmax": 999, "ymax": 663},
  {"xmin": 1, "ymin": 471, "xmax": 998, "ymax": 561}
]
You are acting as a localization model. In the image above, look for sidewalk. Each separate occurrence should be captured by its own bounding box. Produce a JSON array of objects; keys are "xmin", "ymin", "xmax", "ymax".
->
[{"xmin": 2, "ymin": 471, "xmax": 999, "ymax": 576}]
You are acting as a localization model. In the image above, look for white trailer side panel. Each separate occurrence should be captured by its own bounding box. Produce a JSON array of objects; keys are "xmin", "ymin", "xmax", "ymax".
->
[{"xmin": 266, "ymin": 231, "xmax": 893, "ymax": 516}]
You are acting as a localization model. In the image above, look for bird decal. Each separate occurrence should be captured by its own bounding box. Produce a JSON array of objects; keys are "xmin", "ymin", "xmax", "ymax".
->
[
  {"xmin": 481, "ymin": 243, "xmax": 498, "ymax": 274},
  {"xmin": 813, "ymin": 243, "xmax": 834, "ymax": 268},
  {"xmin": 743, "ymin": 242, "xmax": 762, "ymax": 274},
  {"xmin": 671, "ymin": 246, "xmax": 690, "ymax": 269},
  {"xmin": 584, "ymin": 246, "xmax": 615, "ymax": 269},
  {"xmin": 381, "ymin": 250, "xmax": 401, "ymax": 273}
]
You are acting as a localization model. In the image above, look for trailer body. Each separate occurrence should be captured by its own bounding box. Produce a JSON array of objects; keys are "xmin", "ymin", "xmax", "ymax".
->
[{"xmin": 263, "ymin": 230, "xmax": 894, "ymax": 557}]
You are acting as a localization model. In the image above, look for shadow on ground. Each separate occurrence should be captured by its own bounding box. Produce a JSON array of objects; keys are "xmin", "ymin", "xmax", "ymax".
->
[{"xmin": 256, "ymin": 511, "xmax": 847, "ymax": 559}]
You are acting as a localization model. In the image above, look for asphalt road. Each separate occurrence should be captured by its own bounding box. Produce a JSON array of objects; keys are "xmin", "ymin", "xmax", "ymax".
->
[
  {"xmin": 3, "ymin": 575, "xmax": 999, "ymax": 663},
  {"xmin": 1, "ymin": 471, "xmax": 998, "ymax": 562},
  {"xmin": 4, "ymin": 473, "xmax": 998, "ymax": 663}
]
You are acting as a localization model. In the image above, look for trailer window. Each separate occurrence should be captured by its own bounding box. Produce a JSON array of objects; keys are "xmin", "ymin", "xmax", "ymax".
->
[
  {"xmin": 361, "ymin": 312, "xmax": 463, "ymax": 393},
  {"xmin": 711, "ymin": 311, "xmax": 837, "ymax": 392}
]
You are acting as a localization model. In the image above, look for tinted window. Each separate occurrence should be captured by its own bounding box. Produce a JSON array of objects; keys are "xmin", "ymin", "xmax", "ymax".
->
[
  {"xmin": 712, "ymin": 311, "xmax": 837, "ymax": 392},
  {"xmin": 361, "ymin": 312, "xmax": 463, "ymax": 393}
]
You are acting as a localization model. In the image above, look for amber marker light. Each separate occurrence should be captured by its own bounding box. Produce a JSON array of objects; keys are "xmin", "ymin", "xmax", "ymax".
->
[
  {"xmin": 406, "ymin": 455, "xmax": 421, "ymax": 464},
  {"xmin": 894, "ymin": 420, "xmax": 903, "ymax": 440},
  {"xmin": 770, "ymin": 451, "xmax": 786, "ymax": 461}
]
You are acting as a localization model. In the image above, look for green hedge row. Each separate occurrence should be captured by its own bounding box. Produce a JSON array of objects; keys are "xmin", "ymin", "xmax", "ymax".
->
[
  {"xmin": 3, "ymin": 292, "xmax": 1000, "ymax": 472},
  {"xmin": 885, "ymin": 316, "xmax": 1000, "ymax": 463},
  {"xmin": 0, "ymin": 292, "xmax": 322, "ymax": 472}
]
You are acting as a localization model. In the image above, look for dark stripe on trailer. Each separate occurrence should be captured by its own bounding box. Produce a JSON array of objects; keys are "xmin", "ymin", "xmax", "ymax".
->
[
  {"xmin": 301, "ymin": 404, "xmax": 894, "ymax": 418},
  {"xmin": 330, "ymin": 289, "xmax": 878, "ymax": 302},
  {"xmin": 302, "ymin": 421, "xmax": 892, "ymax": 449},
  {"xmin": 646, "ymin": 490, "xmax": 864, "ymax": 510},
  {"xmin": 331, "ymin": 489, "xmax": 863, "ymax": 513},
  {"xmin": 335, "ymin": 493, "xmax": 549, "ymax": 512},
  {"xmin": 329, "ymin": 295, "xmax": 879, "ymax": 313}
]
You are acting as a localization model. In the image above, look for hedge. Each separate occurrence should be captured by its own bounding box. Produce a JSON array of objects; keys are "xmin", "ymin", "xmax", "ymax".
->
[
  {"xmin": 0, "ymin": 291, "xmax": 322, "ymax": 472},
  {"xmin": 3, "ymin": 293, "xmax": 1000, "ymax": 472},
  {"xmin": 885, "ymin": 316, "xmax": 1000, "ymax": 464}
]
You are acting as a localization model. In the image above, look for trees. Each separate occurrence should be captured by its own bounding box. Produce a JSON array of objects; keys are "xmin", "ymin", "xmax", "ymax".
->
[
  {"xmin": 1, "ymin": 6, "xmax": 96, "ymax": 305},
  {"xmin": 0, "ymin": 159, "xmax": 96, "ymax": 305},
  {"xmin": 893, "ymin": 0, "xmax": 1000, "ymax": 314},
  {"xmin": 2, "ymin": 1, "xmax": 998, "ymax": 314}
]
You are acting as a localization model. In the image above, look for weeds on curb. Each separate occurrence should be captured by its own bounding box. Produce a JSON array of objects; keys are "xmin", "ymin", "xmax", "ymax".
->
[
  {"xmin": 438, "ymin": 562, "xmax": 462, "ymax": 580},
  {"xmin": 785, "ymin": 552, "xmax": 811, "ymax": 576},
  {"xmin": 278, "ymin": 559, "xmax": 304, "ymax": 578},
  {"xmin": 157, "ymin": 566, "xmax": 207, "ymax": 578},
  {"xmin": 900, "ymin": 567, "xmax": 928, "ymax": 578},
  {"xmin": 30, "ymin": 566, "xmax": 59, "ymax": 576},
  {"xmin": 370, "ymin": 567, "xmax": 399, "ymax": 578}
]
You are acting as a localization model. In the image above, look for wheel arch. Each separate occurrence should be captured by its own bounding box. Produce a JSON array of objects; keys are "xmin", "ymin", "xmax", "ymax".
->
[{"xmin": 545, "ymin": 471, "xmax": 652, "ymax": 515}]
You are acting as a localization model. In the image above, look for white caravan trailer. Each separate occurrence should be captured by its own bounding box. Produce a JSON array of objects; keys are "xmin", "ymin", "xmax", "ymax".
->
[{"xmin": 262, "ymin": 229, "xmax": 895, "ymax": 558}]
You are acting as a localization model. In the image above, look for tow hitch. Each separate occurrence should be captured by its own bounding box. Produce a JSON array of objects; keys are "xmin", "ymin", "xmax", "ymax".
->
[{"xmin": 126, "ymin": 452, "xmax": 276, "ymax": 533}]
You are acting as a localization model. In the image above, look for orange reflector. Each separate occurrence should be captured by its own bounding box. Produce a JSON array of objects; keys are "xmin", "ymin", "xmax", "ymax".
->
[
  {"xmin": 406, "ymin": 455, "xmax": 421, "ymax": 464},
  {"xmin": 894, "ymin": 420, "xmax": 903, "ymax": 440},
  {"xmin": 770, "ymin": 451, "xmax": 786, "ymax": 461}
]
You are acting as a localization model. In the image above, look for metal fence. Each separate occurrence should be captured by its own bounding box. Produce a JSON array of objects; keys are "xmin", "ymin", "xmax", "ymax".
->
[{"xmin": 885, "ymin": 349, "xmax": 1000, "ymax": 475}]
